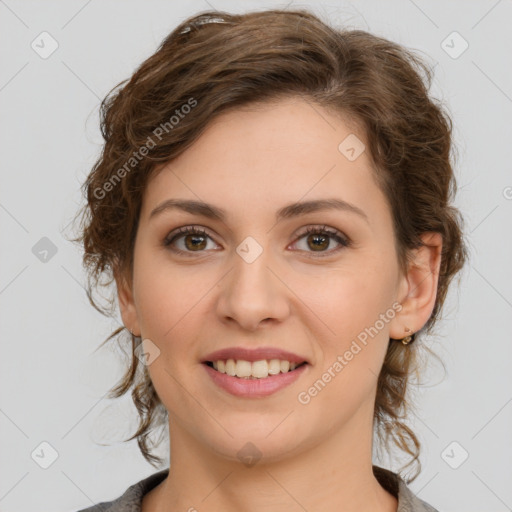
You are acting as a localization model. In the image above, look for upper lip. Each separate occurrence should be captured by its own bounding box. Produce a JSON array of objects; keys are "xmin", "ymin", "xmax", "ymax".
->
[{"xmin": 201, "ymin": 347, "xmax": 309, "ymax": 364}]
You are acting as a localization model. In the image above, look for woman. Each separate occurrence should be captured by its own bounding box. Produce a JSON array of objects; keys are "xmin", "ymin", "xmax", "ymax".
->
[{"xmin": 72, "ymin": 8, "xmax": 467, "ymax": 512}]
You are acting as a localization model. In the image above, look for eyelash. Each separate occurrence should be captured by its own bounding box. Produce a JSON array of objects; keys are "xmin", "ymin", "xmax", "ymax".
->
[{"xmin": 163, "ymin": 225, "xmax": 351, "ymax": 258}]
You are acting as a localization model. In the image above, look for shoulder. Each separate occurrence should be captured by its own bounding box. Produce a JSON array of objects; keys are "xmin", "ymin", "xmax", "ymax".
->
[
  {"xmin": 73, "ymin": 468, "xmax": 169, "ymax": 512},
  {"xmin": 373, "ymin": 466, "xmax": 440, "ymax": 512}
]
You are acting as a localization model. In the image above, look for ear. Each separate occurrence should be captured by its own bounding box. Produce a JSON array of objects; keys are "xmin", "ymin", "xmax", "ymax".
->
[
  {"xmin": 389, "ymin": 232, "xmax": 443, "ymax": 340},
  {"xmin": 114, "ymin": 267, "xmax": 141, "ymax": 337}
]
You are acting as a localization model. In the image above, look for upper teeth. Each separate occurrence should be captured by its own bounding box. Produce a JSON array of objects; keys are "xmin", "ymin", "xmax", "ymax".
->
[{"xmin": 212, "ymin": 359, "xmax": 300, "ymax": 379}]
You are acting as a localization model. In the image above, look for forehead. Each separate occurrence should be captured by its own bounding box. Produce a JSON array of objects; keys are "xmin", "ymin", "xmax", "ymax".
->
[{"xmin": 141, "ymin": 97, "xmax": 388, "ymax": 229}]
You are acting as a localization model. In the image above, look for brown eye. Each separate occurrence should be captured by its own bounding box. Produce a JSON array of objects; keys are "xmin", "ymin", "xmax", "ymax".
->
[
  {"xmin": 292, "ymin": 225, "xmax": 351, "ymax": 257},
  {"xmin": 184, "ymin": 233, "xmax": 207, "ymax": 250},
  {"xmin": 164, "ymin": 226, "xmax": 218, "ymax": 254},
  {"xmin": 306, "ymin": 232, "xmax": 329, "ymax": 251}
]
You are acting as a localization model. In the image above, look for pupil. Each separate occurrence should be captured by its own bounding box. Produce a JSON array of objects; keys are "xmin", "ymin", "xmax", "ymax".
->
[
  {"xmin": 309, "ymin": 234, "xmax": 328, "ymax": 251},
  {"xmin": 186, "ymin": 235, "xmax": 206, "ymax": 250}
]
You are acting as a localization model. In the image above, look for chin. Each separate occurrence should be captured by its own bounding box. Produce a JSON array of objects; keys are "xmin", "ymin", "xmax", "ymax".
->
[{"xmin": 198, "ymin": 417, "xmax": 311, "ymax": 465}]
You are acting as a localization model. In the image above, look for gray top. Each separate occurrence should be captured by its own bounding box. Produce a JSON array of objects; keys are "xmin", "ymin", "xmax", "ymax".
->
[{"xmin": 75, "ymin": 466, "xmax": 439, "ymax": 512}]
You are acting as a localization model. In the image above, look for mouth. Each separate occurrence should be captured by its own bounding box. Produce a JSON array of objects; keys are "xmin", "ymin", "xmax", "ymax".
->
[
  {"xmin": 203, "ymin": 359, "xmax": 308, "ymax": 379},
  {"xmin": 201, "ymin": 347, "xmax": 310, "ymax": 397}
]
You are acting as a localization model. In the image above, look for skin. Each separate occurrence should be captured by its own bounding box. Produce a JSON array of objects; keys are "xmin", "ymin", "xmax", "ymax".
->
[{"xmin": 116, "ymin": 96, "xmax": 442, "ymax": 512}]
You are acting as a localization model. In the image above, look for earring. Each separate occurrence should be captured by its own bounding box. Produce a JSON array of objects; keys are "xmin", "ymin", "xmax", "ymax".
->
[{"xmin": 401, "ymin": 327, "xmax": 414, "ymax": 345}]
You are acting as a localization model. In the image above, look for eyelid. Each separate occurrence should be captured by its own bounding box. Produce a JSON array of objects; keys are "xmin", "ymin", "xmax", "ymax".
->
[
  {"xmin": 289, "ymin": 225, "xmax": 351, "ymax": 257},
  {"xmin": 163, "ymin": 224, "xmax": 351, "ymax": 256},
  {"xmin": 164, "ymin": 225, "xmax": 219, "ymax": 246}
]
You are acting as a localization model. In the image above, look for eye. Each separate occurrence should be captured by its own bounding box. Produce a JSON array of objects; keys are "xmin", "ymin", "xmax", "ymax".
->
[
  {"xmin": 163, "ymin": 226, "xmax": 219, "ymax": 256},
  {"xmin": 163, "ymin": 224, "xmax": 351, "ymax": 258},
  {"xmin": 290, "ymin": 225, "xmax": 351, "ymax": 257}
]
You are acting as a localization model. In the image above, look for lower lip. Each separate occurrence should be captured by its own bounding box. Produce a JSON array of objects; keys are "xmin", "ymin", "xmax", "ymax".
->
[{"xmin": 203, "ymin": 363, "xmax": 308, "ymax": 398}]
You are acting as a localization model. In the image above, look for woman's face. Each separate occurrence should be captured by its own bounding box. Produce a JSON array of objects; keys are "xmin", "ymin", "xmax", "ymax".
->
[{"xmin": 118, "ymin": 96, "xmax": 422, "ymax": 464}]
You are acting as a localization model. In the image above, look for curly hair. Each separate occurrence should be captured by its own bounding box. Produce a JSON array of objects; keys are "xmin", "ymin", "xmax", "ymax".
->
[{"xmin": 70, "ymin": 8, "xmax": 467, "ymax": 481}]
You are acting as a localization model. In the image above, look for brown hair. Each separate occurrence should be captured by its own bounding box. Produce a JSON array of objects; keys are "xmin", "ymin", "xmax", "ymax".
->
[{"xmin": 70, "ymin": 8, "xmax": 467, "ymax": 481}]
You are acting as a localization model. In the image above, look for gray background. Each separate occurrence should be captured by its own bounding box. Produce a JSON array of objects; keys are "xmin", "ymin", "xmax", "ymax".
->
[{"xmin": 1, "ymin": 1, "xmax": 511, "ymax": 511}]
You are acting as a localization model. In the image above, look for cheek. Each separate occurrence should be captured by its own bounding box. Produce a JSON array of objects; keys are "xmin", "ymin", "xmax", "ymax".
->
[
  {"xmin": 296, "ymin": 259, "xmax": 398, "ymax": 343},
  {"xmin": 132, "ymin": 247, "xmax": 210, "ymax": 338},
  {"xmin": 296, "ymin": 282, "xmax": 394, "ymax": 424},
  {"xmin": 133, "ymin": 263, "xmax": 210, "ymax": 419},
  {"xmin": 295, "ymin": 257, "xmax": 398, "ymax": 410}
]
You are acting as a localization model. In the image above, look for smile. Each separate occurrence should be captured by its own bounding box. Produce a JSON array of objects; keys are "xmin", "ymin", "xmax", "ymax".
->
[
  {"xmin": 205, "ymin": 358, "xmax": 307, "ymax": 379},
  {"xmin": 203, "ymin": 360, "xmax": 308, "ymax": 398}
]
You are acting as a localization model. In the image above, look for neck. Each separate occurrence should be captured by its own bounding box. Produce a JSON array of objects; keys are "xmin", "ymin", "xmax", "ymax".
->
[{"xmin": 143, "ymin": 412, "xmax": 398, "ymax": 512}]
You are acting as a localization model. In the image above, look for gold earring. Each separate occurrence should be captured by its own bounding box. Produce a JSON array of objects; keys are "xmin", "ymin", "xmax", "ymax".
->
[{"xmin": 401, "ymin": 327, "xmax": 414, "ymax": 345}]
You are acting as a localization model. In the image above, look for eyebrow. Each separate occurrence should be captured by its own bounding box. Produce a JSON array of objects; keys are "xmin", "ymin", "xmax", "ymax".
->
[{"xmin": 149, "ymin": 197, "xmax": 369, "ymax": 224}]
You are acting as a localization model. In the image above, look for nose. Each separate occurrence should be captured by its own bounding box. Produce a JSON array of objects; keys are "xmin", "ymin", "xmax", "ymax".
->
[{"xmin": 215, "ymin": 242, "xmax": 290, "ymax": 332}]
